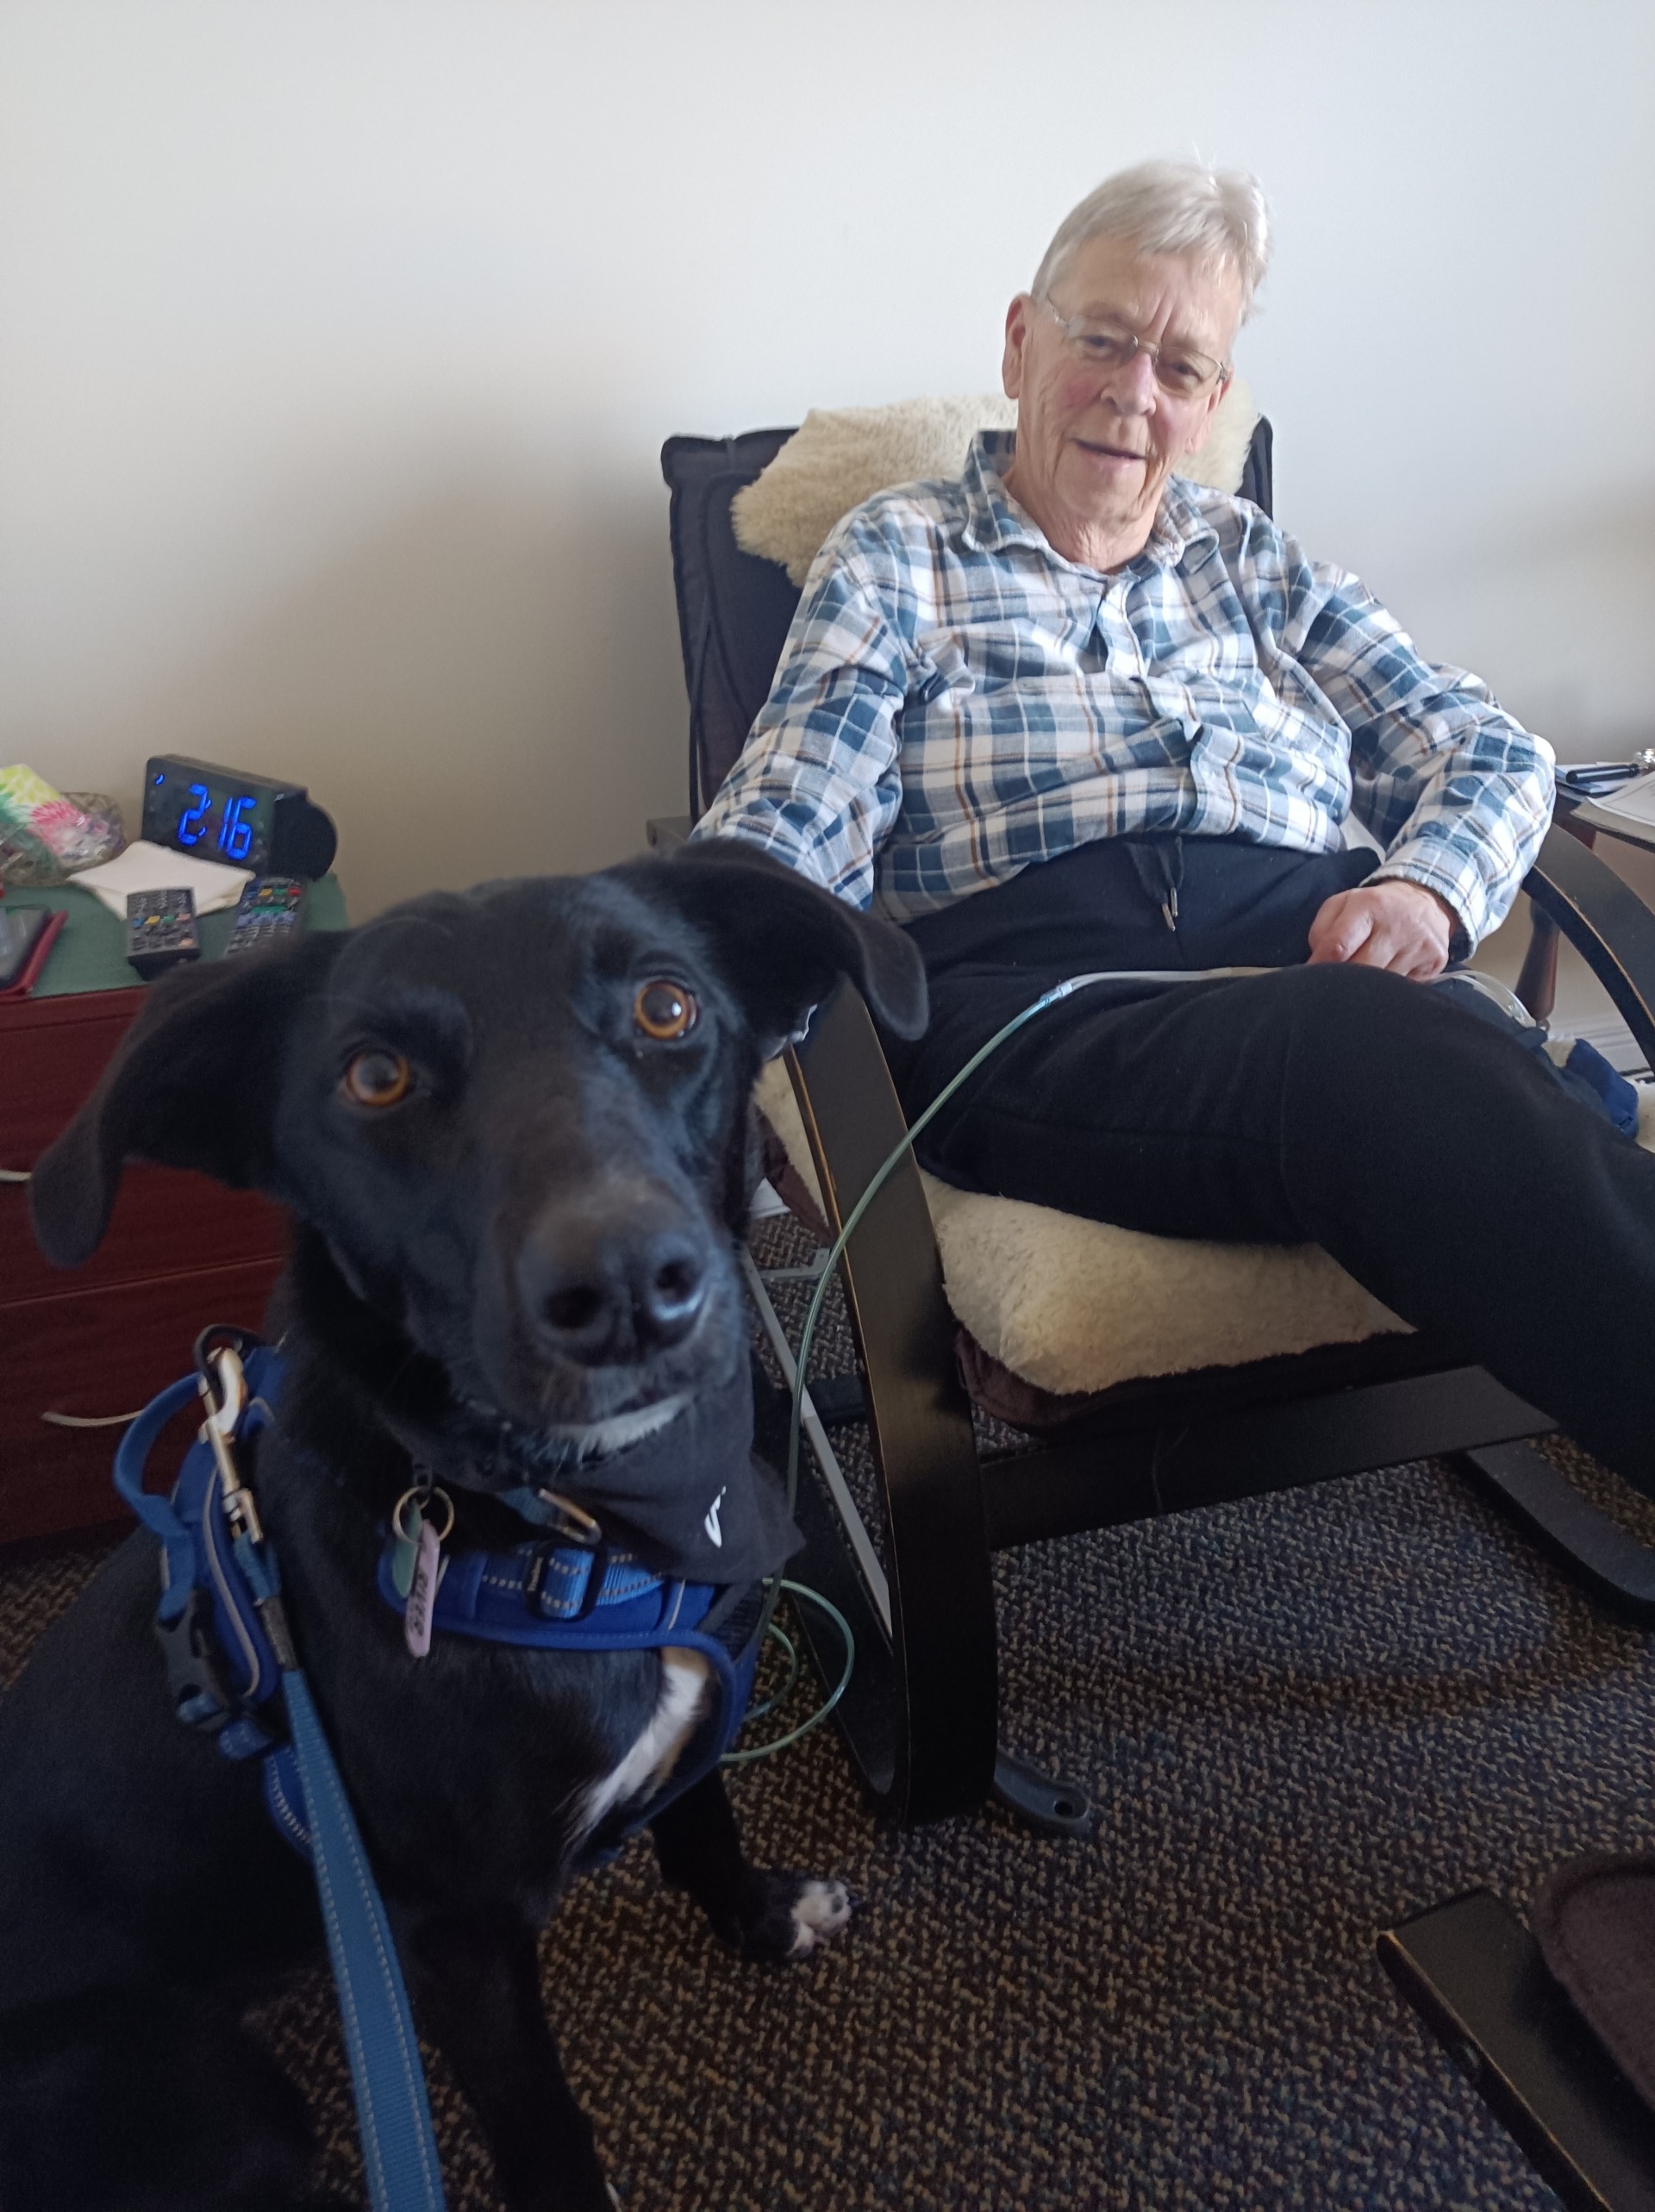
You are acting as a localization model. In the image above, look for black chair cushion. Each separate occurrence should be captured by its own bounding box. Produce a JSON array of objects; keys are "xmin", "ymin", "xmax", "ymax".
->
[{"xmin": 660, "ymin": 431, "xmax": 803, "ymax": 814}]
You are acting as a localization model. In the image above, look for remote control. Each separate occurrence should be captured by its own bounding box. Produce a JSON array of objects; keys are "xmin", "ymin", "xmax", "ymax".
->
[
  {"xmin": 222, "ymin": 874, "xmax": 308, "ymax": 958},
  {"xmin": 125, "ymin": 889, "xmax": 201, "ymax": 979}
]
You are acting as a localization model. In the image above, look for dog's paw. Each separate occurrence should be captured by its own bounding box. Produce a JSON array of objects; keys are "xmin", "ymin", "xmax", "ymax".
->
[
  {"xmin": 785, "ymin": 1876, "xmax": 852, "ymax": 1957},
  {"xmin": 725, "ymin": 1871, "xmax": 852, "ymax": 1961}
]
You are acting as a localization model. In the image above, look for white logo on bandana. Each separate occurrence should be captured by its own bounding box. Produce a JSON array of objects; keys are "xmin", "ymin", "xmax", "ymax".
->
[{"xmin": 703, "ymin": 1487, "xmax": 727, "ymax": 1547}]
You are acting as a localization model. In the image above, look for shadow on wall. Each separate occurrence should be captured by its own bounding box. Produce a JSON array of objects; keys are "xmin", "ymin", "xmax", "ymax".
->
[{"xmin": 105, "ymin": 467, "xmax": 693, "ymax": 920}]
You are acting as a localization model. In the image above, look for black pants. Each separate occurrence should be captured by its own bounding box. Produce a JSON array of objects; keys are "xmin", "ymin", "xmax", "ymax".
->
[{"xmin": 884, "ymin": 834, "xmax": 1655, "ymax": 1492}]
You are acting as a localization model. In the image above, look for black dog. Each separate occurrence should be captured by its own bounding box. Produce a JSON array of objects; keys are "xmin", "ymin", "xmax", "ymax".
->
[{"xmin": 0, "ymin": 844, "xmax": 926, "ymax": 2212}]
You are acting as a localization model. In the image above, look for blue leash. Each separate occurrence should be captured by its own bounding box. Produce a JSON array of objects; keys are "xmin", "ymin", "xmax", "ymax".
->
[
  {"xmin": 114, "ymin": 1343, "xmax": 447, "ymax": 2212},
  {"xmin": 240, "ymin": 1545, "xmax": 447, "ymax": 2212}
]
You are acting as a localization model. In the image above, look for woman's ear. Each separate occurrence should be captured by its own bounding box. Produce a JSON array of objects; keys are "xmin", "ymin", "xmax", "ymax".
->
[
  {"xmin": 628, "ymin": 843, "xmax": 927, "ymax": 1058},
  {"xmin": 28, "ymin": 936, "xmax": 340, "ymax": 1268}
]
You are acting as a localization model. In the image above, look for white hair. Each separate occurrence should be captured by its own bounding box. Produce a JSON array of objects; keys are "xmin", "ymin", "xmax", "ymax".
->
[{"xmin": 1031, "ymin": 160, "xmax": 1271, "ymax": 323}]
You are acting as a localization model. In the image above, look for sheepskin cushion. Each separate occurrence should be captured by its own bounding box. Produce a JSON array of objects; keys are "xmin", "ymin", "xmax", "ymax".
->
[{"xmin": 731, "ymin": 379, "xmax": 1259, "ymax": 588}]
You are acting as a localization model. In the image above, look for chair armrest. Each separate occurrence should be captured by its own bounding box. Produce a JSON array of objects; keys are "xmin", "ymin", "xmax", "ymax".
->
[
  {"xmin": 1522, "ymin": 823, "xmax": 1655, "ymax": 1067},
  {"xmin": 788, "ymin": 981, "xmax": 915, "ymax": 1223},
  {"xmin": 646, "ymin": 815, "xmax": 692, "ymax": 850},
  {"xmin": 785, "ymin": 978, "xmax": 998, "ymax": 1821},
  {"xmin": 786, "ymin": 981, "xmax": 979, "ymax": 1482}
]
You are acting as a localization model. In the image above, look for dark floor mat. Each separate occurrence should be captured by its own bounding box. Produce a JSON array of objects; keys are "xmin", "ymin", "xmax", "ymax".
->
[{"xmin": 1533, "ymin": 1853, "xmax": 1655, "ymax": 2115}]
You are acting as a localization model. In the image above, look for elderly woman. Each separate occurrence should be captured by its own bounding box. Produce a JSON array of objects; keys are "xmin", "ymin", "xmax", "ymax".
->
[{"xmin": 696, "ymin": 160, "xmax": 1655, "ymax": 1497}]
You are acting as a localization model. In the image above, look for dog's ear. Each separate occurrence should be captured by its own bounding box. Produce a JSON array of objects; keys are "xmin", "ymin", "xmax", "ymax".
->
[
  {"xmin": 641, "ymin": 843, "xmax": 927, "ymax": 1049},
  {"xmin": 28, "ymin": 938, "xmax": 340, "ymax": 1268}
]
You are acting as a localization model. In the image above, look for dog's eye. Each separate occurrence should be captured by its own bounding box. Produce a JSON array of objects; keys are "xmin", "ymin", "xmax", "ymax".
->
[
  {"xmin": 342, "ymin": 1049, "xmax": 413, "ymax": 1108},
  {"xmin": 633, "ymin": 980, "xmax": 698, "ymax": 1042}
]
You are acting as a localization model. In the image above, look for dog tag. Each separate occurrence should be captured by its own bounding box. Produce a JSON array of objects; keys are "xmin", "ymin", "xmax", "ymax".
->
[
  {"xmin": 404, "ymin": 1518, "xmax": 444, "ymax": 1660},
  {"xmin": 390, "ymin": 1498, "xmax": 423, "ymax": 1598}
]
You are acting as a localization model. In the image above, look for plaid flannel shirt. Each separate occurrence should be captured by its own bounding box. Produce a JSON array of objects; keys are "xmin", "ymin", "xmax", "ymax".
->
[{"xmin": 695, "ymin": 432, "xmax": 1554, "ymax": 952}]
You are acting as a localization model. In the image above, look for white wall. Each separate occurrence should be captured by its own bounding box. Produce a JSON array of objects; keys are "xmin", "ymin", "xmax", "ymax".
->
[{"xmin": 2, "ymin": 0, "xmax": 1652, "ymax": 928}]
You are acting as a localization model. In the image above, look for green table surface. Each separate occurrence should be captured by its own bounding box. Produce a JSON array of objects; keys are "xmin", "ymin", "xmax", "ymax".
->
[{"xmin": 3, "ymin": 875, "xmax": 348, "ymax": 998}]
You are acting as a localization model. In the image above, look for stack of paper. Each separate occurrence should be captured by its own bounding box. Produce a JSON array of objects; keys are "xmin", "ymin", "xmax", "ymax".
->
[{"xmin": 71, "ymin": 839, "xmax": 253, "ymax": 920}]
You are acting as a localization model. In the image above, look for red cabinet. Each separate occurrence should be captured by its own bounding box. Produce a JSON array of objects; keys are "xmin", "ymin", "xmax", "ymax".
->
[{"xmin": 1, "ymin": 989, "xmax": 290, "ymax": 1547}]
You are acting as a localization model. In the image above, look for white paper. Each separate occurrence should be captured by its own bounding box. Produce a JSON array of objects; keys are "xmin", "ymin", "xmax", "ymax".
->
[
  {"xmin": 70, "ymin": 838, "xmax": 254, "ymax": 919},
  {"xmin": 1577, "ymin": 770, "xmax": 1655, "ymax": 828}
]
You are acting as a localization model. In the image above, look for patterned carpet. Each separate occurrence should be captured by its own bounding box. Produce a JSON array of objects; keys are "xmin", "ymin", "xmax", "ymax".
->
[{"xmin": 6, "ymin": 1246, "xmax": 1655, "ymax": 2209}]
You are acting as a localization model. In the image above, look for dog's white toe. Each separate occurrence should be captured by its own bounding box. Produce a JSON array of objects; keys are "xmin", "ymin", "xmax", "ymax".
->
[{"xmin": 788, "ymin": 1878, "xmax": 852, "ymax": 1956}]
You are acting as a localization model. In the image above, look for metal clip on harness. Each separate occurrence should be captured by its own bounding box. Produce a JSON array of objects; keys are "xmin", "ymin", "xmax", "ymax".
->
[{"xmin": 193, "ymin": 1328, "xmax": 296, "ymax": 1671}]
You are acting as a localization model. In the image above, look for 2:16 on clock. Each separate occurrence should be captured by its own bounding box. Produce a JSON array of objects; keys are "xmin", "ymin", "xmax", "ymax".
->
[{"xmin": 144, "ymin": 765, "xmax": 272, "ymax": 865}]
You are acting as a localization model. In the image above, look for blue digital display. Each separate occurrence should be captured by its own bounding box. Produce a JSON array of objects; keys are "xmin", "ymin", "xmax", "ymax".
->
[{"xmin": 145, "ymin": 764, "xmax": 276, "ymax": 871}]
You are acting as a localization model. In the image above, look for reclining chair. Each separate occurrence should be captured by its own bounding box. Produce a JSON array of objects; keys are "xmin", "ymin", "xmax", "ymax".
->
[{"xmin": 658, "ymin": 397, "xmax": 1655, "ymax": 1847}]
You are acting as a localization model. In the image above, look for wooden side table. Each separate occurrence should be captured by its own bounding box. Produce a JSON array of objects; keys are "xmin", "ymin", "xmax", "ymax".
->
[{"xmin": 0, "ymin": 878, "xmax": 345, "ymax": 1550}]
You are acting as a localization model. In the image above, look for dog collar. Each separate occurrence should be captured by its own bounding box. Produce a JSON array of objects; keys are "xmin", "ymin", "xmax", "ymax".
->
[{"xmin": 376, "ymin": 1530, "xmax": 701, "ymax": 1636}]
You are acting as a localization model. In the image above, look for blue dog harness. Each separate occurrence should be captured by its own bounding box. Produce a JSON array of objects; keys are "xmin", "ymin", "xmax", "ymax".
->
[
  {"xmin": 114, "ymin": 1342, "xmax": 767, "ymax": 1865},
  {"xmin": 113, "ymin": 1333, "xmax": 771, "ymax": 2212}
]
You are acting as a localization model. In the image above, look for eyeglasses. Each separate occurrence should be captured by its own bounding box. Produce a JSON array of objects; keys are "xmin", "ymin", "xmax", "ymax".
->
[{"xmin": 1034, "ymin": 296, "xmax": 1230, "ymax": 399}]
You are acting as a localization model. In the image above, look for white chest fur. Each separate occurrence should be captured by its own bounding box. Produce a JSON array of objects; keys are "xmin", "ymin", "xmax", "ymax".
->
[{"xmin": 577, "ymin": 1648, "xmax": 711, "ymax": 1837}]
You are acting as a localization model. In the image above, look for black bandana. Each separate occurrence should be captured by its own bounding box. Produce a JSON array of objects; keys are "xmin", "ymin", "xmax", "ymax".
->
[{"xmin": 496, "ymin": 1359, "xmax": 802, "ymax": 1589}]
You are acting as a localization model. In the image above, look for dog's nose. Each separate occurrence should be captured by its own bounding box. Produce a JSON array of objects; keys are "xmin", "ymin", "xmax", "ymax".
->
[{"xmin": 518, "ymin": 1220, "xmax": 709, "ymax": 1365}]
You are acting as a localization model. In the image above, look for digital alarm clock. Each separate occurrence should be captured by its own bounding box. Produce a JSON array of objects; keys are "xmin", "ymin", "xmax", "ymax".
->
[{"xmin": 141, "ymin": 754, "xmax": 337, "ymax": 878}]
